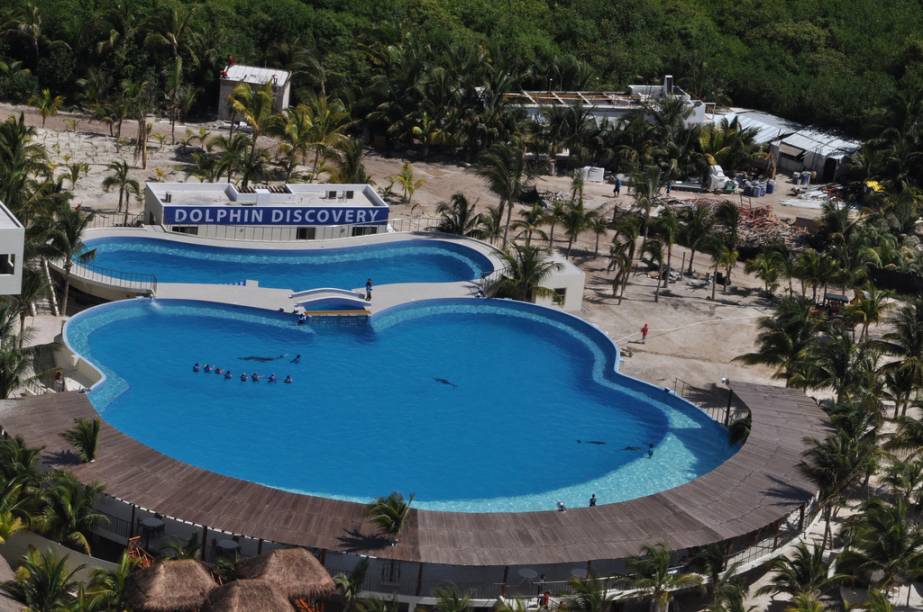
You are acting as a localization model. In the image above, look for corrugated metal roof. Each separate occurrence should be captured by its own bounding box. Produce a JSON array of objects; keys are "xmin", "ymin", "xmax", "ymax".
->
[
  {"xmin": 780, "ymin": 129, "xmax": 861, "ymax": 160},
  {"xmin": 222, "ymin": 64, "xmax": 290, "ymax": 86}
]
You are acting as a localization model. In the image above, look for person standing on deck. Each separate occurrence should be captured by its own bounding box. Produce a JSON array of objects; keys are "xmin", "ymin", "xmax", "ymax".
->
[{"xmin": 365, "ymin": 278, "xmax": 373, "ymax": 301}]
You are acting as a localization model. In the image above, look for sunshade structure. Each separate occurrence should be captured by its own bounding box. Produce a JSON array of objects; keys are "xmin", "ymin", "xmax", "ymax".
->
[
  {"xmin": 125, "ymin": 559, "xmax": 217, "ymax": 611},
  {"xmin": 237, "ymin": 548, "xmax": 336, "ymax": 602},
  {"xmin": 204, "ymin": 579, "xmax": 293, "ymax": 612}
]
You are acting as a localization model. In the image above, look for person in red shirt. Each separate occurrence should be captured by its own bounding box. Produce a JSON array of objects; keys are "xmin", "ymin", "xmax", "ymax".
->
[{"xmin": 641, "ymin": 323, "xmax": 649, "ymax": 343}]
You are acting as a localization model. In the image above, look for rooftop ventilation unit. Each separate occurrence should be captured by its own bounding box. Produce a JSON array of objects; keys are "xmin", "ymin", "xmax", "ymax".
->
[
  {"xmin": 345, "ymin": 190, "xmax": 354, "ymax": 199},
  {"xmin": 164, "ymin": 192, "xmax": 172, "ymax": 203},
  {"xmin": 327, "ymin": 190, "xmax": 337, "ymax": 199}
]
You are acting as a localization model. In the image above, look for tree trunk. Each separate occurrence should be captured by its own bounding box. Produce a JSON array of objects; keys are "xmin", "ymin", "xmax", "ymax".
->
[
  {"xmin": 594, "ymin": 234, "xmax": 600, "ymax": 256},
  {"xmin": 118, "ymin": 188, "xmax": 124, "ymax": 213},
  {"xmin": 62, "ymin": 267, "xmax": 72, "ymax": 316},
  {"xmin": 18, "ymin": 314, "xmax": 26, "ymax": 349},
  {"xmin": 664, "ymin": 245, "xmax": 672, "ymax": 287},
  {"xmin": 654, "ymin": 264, "xmax": 662, "ymax": 302},
  {"xmin": 688, "ymin": 248, "xmax": 696, "ymax": 275},
  {"xmin": 711, "ymin": 261, "xmax": 719, "ymax": 300},
  {"xmin": 502, "ymin": 202, "xmax": 513, "ymax": 249}
]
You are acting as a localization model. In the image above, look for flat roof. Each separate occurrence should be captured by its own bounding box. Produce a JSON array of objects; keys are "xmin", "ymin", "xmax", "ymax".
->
[
  {"xmin": 222, "ymin": 64, "xmax": 290, "ymax": 87},
  {"xmin": 146, "ymin": 183, "xmax": 386, "ymax": 209},
  {"xmin": 0, "ymin": 382, "xmax": 825, "ymax": 566},
  {"xmin": 0, "ymin": 202, "xmax": 23, "ymax": 230}
]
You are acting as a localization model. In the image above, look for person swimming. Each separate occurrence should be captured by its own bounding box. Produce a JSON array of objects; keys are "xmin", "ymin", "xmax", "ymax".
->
[
  {"xmin": 240, "ymin": 372, "xmax": 248, "ymax": 382},
  {"xmin": 251, "ymin": 372, "xmax": 260, "ymax": 382},
  {"xmin": 284, "ymin": 375, "xmax": 293, "ymax": 384},
  {"xmin": 268, "ymin": 373, "xmax": 277, "ymax": 383},
  {"xmin": 224, "ymin": 370, "xmax": 232, "ymax": 380},
  {"xmin": 203, "ymin": 364, "xmax": 212, "ymax": 373},
  {"xmin": 192, "ymin": 362, "xmax": 201, "ymax": 373},
  {"xmin": 215, "ymin": 367, "xmax": 223, "ymax": 375},
  {"xmin": 291, "ymin": 354, "xmax": 301, "ymax": 364},
  {"xmin": 297, "ymin": 313, "xmax": 307, "ymax": 325},
  {"xmin": 647, "ymin": 444, "xmax": 654, "ymax": 458}
]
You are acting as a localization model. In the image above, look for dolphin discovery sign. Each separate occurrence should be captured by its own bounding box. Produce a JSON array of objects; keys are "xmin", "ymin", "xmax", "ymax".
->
[{"xmin": 162, "ymin": 205, "xmax": 389, "ymax": 226}]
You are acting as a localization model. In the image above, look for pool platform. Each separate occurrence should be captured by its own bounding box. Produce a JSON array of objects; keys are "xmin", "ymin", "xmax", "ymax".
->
[{"xmin": 0, "ymin": 381, "xmax": 825, "ymax": 574}]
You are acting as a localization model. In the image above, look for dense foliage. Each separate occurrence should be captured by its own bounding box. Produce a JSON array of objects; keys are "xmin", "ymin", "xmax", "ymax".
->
[{"xmin": 2, "ymin": 0, "xmax": 923, "ymax": 139}]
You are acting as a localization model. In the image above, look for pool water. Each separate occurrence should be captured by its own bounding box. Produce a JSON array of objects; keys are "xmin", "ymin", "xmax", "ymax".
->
[
  {"xmin": 65, "ymin": 298, "xmax": 737, "ymax": 512},
  {"xmin": 80, "ymin": 237, "xmax": 492, "ymax": 290}
]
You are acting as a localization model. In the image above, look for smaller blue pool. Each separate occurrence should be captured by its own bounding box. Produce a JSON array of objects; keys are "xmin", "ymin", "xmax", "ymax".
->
[{"xmin": 80, "ymin": 237, "xmax": 493, "ymax": 291}]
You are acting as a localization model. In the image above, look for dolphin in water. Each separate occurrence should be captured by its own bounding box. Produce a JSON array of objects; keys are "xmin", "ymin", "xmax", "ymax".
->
[
  {"xmin": 239, "ymin": 355, "xmax": 285, "ymax": 362},
  {"xmin": 577, "ymin": 440, "xmax": 607, "ymax": 445},
  {"xmin": 433, "ymin": 377, "xmax": 458, "ymax": 388}
]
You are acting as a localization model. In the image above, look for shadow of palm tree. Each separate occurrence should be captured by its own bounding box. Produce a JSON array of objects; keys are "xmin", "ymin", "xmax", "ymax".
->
[{"xmin": 337, "ymin": 528, "xmax": 392, "ymax": 552}]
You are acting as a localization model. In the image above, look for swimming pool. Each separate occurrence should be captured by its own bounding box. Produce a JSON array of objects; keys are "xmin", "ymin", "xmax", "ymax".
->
[
  {"xmin": 79, "ymin": 237, "xmax": 493, "ymax": 290},
  {"xmin": 65, "ymin": 298, "xmax": 737, "ymax": 512}
]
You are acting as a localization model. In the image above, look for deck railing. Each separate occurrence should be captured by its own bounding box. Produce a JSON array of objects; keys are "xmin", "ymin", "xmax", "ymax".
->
[
  {"xmin": 67, "ymin": 261, "xmax": 158, "ymax": 295},
  {"xmin": 85, "ymin": 211, "xmax": 143, "ymax": 229}
]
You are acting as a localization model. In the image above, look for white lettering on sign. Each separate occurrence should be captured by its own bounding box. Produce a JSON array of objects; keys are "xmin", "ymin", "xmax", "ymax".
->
[{"xmin": 163, "ymin": 205, "xmax": 389, "ymax": 226}]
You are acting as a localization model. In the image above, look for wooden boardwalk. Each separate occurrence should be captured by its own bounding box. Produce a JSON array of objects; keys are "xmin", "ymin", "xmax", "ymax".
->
[{"xmin": 0, "ymin": 381, "xmax": 825, "ymax": 566}]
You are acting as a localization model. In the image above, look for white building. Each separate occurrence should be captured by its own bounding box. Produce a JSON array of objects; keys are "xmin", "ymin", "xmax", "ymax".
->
[
  {"xmin": 505, "ymin": 75, "xmax": 708, "ymax": 128},
  {"xmin": 143, "ymin": 182, "xmax": 389, "ymax": 241},
  {"xmin": 534, "ymin": 252, "xmax": 586, "ymax": 312},
  {"xmin": 0, "ymin": 201, "xmax": 24, "ymax": 295},
  {"xmin": 217, "ymin": 64, "xmax": 291, "ymax": 121}
]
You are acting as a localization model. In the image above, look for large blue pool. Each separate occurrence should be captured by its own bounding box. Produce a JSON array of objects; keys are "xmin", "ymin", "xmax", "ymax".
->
[
  {"xmin": 65, "ymin": 298, "xmax": 737, "ymax": 512},
  {"xmin": 80, "ymin": 237, "xmax": 493, "ymax": 290}
]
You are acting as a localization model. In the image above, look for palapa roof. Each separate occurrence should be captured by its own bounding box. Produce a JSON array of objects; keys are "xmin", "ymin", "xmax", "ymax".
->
[
  {"xmin": 204, "ymin": 579, "xmax": 293, "ymax": 612},
  {"xmin": 125, "ymin": 559, "xmax": 217, "ymax": 611},
  {"xmin": 237, "ymin": 548, "xmax": 335, "ymax": 601}
]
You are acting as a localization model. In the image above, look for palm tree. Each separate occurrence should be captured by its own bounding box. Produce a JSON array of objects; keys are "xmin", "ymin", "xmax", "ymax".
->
[
  {"xmin": 335, "ymin": 558, "xmax": 369, "ymax": 612},
  {"xmin": 643, "ymin": 238, "xmax": 665, "ymax": 302},
  {"xmin": 144, "ymin": 4, "xmax": 200, "ymax": 143},
  {"xmin": 567, "ymin": 574, "xmax": 612, "ymax": 612},
  {"xmin": 229, "ymin": 81, "xmax": 279, "ymax": 183},
  {"xmin": 588, "ymin": 215, "xmax": 609, "ymax": 257},
  {"xmin": 874, "ymin": 298, "xmax": 923, "ymax": 386},
  {"xmin": 561, "ymin": 200, "xmax": 594, "ymax": 258},
  {"xmin": 331, "ymin": 138, "xmax": 372, "ymax": 184},
  {"xmin": 545, "ymin": 197, "xmax": 567, "ymax": 248},
  {"xmin": 798, "ymin": 431, "xmax": 865, "ymax": 547},
  {"xmin": 679, "ymin": 202, "xmax": 714, "ymax": 275},
  {"xmin": 709, "ymin": 240, "xmax": 738, "ymax": 300},
  {"xmin": 881, "ymin": 459, "xmax": 923, "ymax": 503},
  {"xmin": 304, "ymin": 95, "xmax": 351, "ymax": 180},
  {"xmin": 0, "ymin": 345, "xmax": 37, "ymax": 399},
  {"xmin": 621, "ymin": 543, "xmax": 701, "ymax": 612},
  {"xmin": 840, "ymin": 497, "xmax": 923, "ymax": 594},
  {"xmin": 40, "ymin": 206, "xmax": 96, "ymax": 314},
  {"xmin": 101, "ymin": 159, "xmax": 140, "ymax": 221},
  {"xmin": 29, "ymin": 88, "xmax": 63, "ymax": 128},
  {"xmin": 474, "ymin": 142, "xmax": 529, "ymax": 248},
  {"xmin": 8, "ymin": 266, "xmax": 46, "ymax": 348},
  {"xmin": 494, "ymin": 244, "xmax": 562, "ymax": 302},
  {"xmin": 1, "ymin": 548, "xmax": 83, "ymax": 610},
  {"xmin": 87, "ymin": 552, "xmax": 138, "ymax": 610},
  {"xmin": 436, "ymin": 193, "xmax": 483, "ymax": 237},
  {"xmin": 391, "ymin": 161, "xmax": 425, "ymax": 205},
  {"xmin": 366, "ymin": 492, "xmax": 413, "ymax": 542},
  {"xmin": 38, "ymin": 472, "xmax": 107, "ymax": 554},
  {"xmin": 512, "ymin": 203, "xmax": 548, "ymax": 247},
  {"xmin": 744, "ymin": 251, "xmax": 782, "ymax": 297},
  {"xmin": 756, "ymin": 541, "xmax": 842, "ymax": 600},
  {"xmin": 478, "ymin": 205, "xmax": 503, "ymax": 245},
  {"xmin": 60, "ymin": 417, "xmax": 100, "ymax": 463},
  {"xmin": 799, "ymin": 327, "xmax": 859, "ymax": 399},
  {"xmin": 434, "ymin": 585, "xmax": 471, "ymax": 612},
  {"xmin": 162, "ymin": 532, "xmax": 201, "ymax": 560},
  {"xmin": 783, "ymin": 594, "xmax": 826, "ymax": 612},
  {"xmin": 653, "ymin": 208, "xmax": 679, "ymax": 287}
]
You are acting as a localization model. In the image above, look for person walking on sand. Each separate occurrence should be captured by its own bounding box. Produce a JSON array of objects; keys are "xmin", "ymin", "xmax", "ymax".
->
[
  {"xmin": 365, "ymin": 278, "xmax": 373, "ymax": 301},
  {"xmin": 641, "ymin": 323, "xmax": 649, "ymax": 344},
  {"xmin": 613, "ymin": 176, "xmax": 621, "ymax": 197}
]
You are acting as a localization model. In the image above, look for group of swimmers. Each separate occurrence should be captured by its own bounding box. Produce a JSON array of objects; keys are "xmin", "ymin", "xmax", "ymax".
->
[{"xmin": 192, "ymin": 362, "xmax": 293, "ymax": 384}]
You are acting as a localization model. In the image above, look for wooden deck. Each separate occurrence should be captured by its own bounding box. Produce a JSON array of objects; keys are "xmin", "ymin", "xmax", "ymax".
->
[{"xmin": 0, "ymin": 381, "xmax": 826, "ymax": 566}]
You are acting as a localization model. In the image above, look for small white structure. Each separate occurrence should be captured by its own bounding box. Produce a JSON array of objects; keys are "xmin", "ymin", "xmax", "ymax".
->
[
  {"xmin": 0, "ymin": 201, "xmax": 24, "ymax": 296},
  {"xmin": 534, "ymin": 252, "xmax": 585, "ymax": 312},
  {"xmin": 217, "ymin": 64, "xmax": 291, "ymax": 121},
  {"xmin": 144, "ymin": 182, "xmax": 389, "ymax": 241}
]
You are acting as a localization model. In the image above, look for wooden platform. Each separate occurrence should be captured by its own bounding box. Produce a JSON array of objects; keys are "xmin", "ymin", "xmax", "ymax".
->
[{"xmin": 0, "ymin": 381, "xmax": 826, "ymax": 566}]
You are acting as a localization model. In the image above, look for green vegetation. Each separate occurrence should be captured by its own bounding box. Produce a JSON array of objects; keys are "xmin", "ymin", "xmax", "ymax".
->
[{"xmin": 2, "ymin": 0, "xmax": 923, "ymax": 142}]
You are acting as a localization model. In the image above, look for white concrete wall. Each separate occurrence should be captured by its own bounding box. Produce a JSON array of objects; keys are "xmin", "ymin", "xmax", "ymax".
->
[
  {"xmin": 0, "ymin": 222, "xmax": 24, "ymax": 296},
  {"xmin": 533, "ymin": 253, "xmax": 585, "ymax": 312}
]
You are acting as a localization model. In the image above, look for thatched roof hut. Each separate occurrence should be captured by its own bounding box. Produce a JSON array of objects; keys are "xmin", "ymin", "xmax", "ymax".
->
[
  {"xmin": 204, "ymin": 579, "xmax": 293, "ymax": 612},
  {"xmin": 125, "ymin": 559, "xmax": 217, "ymax": 611},
  {"xmin": 237, "ymin": 548, "xmax": 336, "ymax": 601}
]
